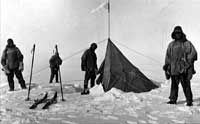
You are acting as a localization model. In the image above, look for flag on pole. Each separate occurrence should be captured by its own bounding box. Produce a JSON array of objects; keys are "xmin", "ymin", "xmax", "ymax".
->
[
  {"xmin": 90, "ymin": 1, "xmax": 110, "ymax": 14},
  {"xmin": 104, "ymin": 2, "xmax": 110, "ymax": 12}
]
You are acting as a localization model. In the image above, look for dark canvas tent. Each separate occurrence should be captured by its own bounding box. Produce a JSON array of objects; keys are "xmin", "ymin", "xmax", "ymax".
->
[{"xmin": 101, "ymin": 39, "xmax": 158, "ymax": 92}]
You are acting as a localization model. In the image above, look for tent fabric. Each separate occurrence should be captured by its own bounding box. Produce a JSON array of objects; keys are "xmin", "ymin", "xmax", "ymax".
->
[{"xmin": 102, "ymin": 39, "xmax": 158, "ymax": 92}]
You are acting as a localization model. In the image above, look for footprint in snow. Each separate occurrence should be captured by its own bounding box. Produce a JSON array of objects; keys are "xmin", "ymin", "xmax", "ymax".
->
[
  {"xmin": 148, "ymin": 120, "xmax": 159, "ymax": 124},
  {"xmin": 172, "ymin": 119, "xmax": 185, "ymax": 123},
  {"xmin": 48, "ymin": 118, "xmax": 63, "ymax": 121},
  {"xmin": 107, "ymin": 115, "xmax": 119, "ymax": 120},
  {"xmin": 67, "ymin": 115, "xmax": 77, "ymax": 118},
  {"xmin": 138, "ymin": 120, "xmax": 147, "ymax": 123},
  {"xmin": 150, "ymin": 111, "xmax": 160, "ymax": 115},
  {"xmin": 101, "ymin": 115, "xmax": 119, "ymax": 120},
  {"xmin": 127, "ymin": 120, "xmax": 138, "ymax": 124},
  {"xmin": 147, "ymin": 114, "xmax": 158, "ymax": 120},
  {"xmin": 62, "ymin": 120, "xmax": 79, "ymax": 124}
]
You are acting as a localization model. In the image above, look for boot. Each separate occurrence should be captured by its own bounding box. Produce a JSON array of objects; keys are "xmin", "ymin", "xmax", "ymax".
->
[
  {"xmin": 167, "ymin": 100, "xmax": 176, "ymax": 104},
  {"xmin": 81, "ymin": 88, "xmax": 90, "ymax": 95},
  {"xmin": 186, "ymin": 102, "xmax": 193, "ymax": 106},
  {"xmin": 21, "ymin": 83, "xmax": 27, "ymax": 89},
  {"xmin": 22, "ymin": 86, "xmax": 27, "ymax": 89},
  {"xmin": 9, "ymin": 88, "xmax": 14, "ymax": 92}
]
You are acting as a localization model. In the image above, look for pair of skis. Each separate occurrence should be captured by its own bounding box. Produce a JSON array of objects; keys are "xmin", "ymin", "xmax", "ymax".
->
[
  {"xmin": 29, "ymin": 91, "xmax": 57, "ymax": 109},
  {"xmin": 26, "ymin": 44, "xmax": 64, "ymax": 101}
]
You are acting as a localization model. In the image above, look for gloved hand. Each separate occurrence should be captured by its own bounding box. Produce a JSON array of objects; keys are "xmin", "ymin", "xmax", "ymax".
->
[
  {"xmin": 18, "ymin": 62, "xmax": 24, "ymax": 71},
  {"xmin": 3, "ymin": 66, "xmax": 10, "ymax": 74},
  {"xmin": 163, "ymin": 64, "xmax": 169, "ymax": 71},
  {"xmin": 81, "ymin": 65, "xmax": 86, "ymax": 71},
  {"xmin": 165, "ymin": 71, "xmax": 171, "ymax": 80},
  {"xmin": 163, "ymin": 64, "xmax": 171, "ymax": 80}
]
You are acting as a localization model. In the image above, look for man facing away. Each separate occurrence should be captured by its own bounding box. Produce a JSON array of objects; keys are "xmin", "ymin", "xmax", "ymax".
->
[
  {"xmin": 1, "ymin": 38, "xmax": 26, "ymax": 91},
  {"xmin": 49, "ymin": 51, "xmax": 62, "ymax": 83},
  {"xmin": 163, "ymin": 26, "xmax": 197, "ymax": 106},
  {"xmin": 81, "ymin": 43, "xmax": 98, "ymax": 95}
]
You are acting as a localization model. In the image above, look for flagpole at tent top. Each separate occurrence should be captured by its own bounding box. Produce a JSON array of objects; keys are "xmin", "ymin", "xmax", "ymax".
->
[{"xmin": 108, "ymin": 0, "xmax": 110, "ymax": 39}]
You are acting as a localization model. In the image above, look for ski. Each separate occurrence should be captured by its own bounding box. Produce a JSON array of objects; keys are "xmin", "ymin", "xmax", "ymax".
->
[
  {"xmin": 42, "ymin": 91, "xmax": 57, "ymax": 109},
  {"xmin": 29, "ymin": 92, "xmax": 48, "ymax": 109}
]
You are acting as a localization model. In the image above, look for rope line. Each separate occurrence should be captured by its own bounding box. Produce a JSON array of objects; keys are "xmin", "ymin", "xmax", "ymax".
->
[
  {"xmin": 62, "ymin": 38, "xmax": 107, "ymax": 61},
  {"xmin": 112, "ymin": 39, "xmax": 163, "ymax": 65}
]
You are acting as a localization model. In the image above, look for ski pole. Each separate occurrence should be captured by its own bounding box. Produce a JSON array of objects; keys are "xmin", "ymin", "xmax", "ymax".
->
[
  {"xmin": 55, "ymin": 45, "xmax": 65, "ymax": 101},
  {"xmin": 26, "ymin": 44, "xmax": 35, "ymax": 101}
]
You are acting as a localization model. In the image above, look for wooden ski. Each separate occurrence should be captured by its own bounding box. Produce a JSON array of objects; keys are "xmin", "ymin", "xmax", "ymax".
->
[
  {"xmin": 29, "ymin": 92, "xmax": 48, "ymax": 109},
  {"xmin": 42, "ymin": 91, "xmax": 57, "ymax": 109}
]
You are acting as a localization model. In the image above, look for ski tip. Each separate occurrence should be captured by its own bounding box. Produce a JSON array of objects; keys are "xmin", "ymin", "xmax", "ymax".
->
[
  {"xmin": 44, "ymin": 92, "xmax": 48, "ymax": 98},
  {"xmin": 42, "ymin": 91, "xmax": 58, "ymax": 110},
  {"xmin": 29, "ymin": 105, "xmax": 37, "ymax": 109},
  {"xmin": 42, "ymin": 104, "xmax": 49, "ymax": 109}
]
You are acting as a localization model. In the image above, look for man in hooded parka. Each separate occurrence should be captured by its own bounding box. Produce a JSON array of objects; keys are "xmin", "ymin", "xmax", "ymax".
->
[
  {"xmin": 1, "ymin": 38, "xmax": 26, "ymax": 91},
  {"xmin": 81, "ymin": 43, "xmax": 98, "ymax": 95},
  {"xmin": 163, "ymin": 26, "xmax": 197, "ymax": 106}
]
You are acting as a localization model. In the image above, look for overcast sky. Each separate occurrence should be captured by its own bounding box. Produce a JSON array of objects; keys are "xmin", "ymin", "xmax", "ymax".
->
[{"xmin": 1, "ymin": 0, "xmax": 200, "ymax": 83}]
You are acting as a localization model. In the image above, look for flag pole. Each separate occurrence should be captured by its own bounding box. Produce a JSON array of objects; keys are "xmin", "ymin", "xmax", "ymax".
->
[{"xmin": 108, "ymin": 0, "xmax": 110, "ymax": 39}]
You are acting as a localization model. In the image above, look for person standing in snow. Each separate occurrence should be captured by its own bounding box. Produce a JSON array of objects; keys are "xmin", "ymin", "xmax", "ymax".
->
[
  {"xmin": 49, "ymin": 51, "xmax": 62, "ymax": 83},
  {"xmin": 81, "ymin": 43, "xmax": 98, "ymax": 95},
  {"xmin": 163, "ymin": 26, "xmax": 197, "ymax": 106},
  {"xmin": 1, "ymin": 38, "xmax": 27, "ymax": 91}
]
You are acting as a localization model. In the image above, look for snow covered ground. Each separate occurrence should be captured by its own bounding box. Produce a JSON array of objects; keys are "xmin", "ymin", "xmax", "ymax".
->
[{"xmin": 0, "ymin": 80, "xmax": 200, "ymax": 124}]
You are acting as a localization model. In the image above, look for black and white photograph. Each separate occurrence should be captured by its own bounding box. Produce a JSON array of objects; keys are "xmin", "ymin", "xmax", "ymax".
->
[{"xmin": 0, "ymin": 0, "xmax": 200, "ymax": 123}]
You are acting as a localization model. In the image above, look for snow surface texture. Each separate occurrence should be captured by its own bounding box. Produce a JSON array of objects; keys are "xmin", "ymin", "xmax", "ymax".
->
[
  {"xmin": 0, "ymin": 81, "xmax": 200, "ymax": 124},
  {"xmin": 89, "ymin": 84, "xmax": 105, "ymax": 96}
]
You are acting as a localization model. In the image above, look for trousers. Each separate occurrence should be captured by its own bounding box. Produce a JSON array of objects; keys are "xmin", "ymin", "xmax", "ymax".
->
[
  {"xmin": 7, "ymin": 68, "xmax": 26, "ymax": 90},
  {"xmin": 169, "ymin": 74, "xmax": 193, "ymax": 103}
]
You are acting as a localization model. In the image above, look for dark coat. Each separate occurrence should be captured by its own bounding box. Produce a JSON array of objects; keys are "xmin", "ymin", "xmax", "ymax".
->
[
  {"xmin": 1, "ymin": 45, "xmax": 23, "ymax": 70},
  {"xmin": 49, "ymin": 54, "xmax": 62, "ymax": 69},
  {"xmin": 165, "ymin": 40, "xmax": 197, "ymax": 80},
  {"xmin": 81, "ymin": 48, "xmax": 97, "ymax": 72}
]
